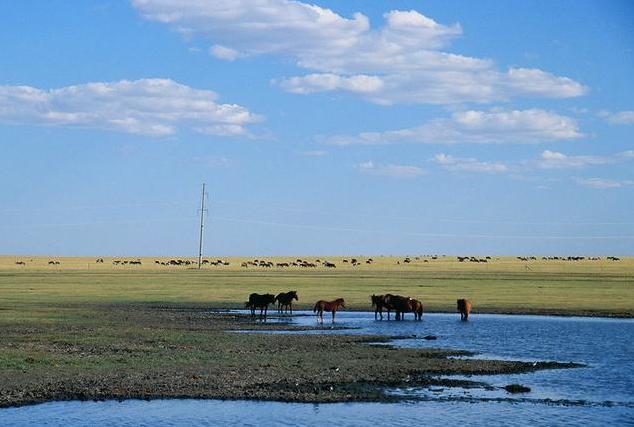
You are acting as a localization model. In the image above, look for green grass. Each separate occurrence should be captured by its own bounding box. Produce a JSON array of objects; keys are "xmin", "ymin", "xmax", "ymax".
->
[{"xmin": 1, "ymin": 255, "xmax": 633, "ymax": 317}]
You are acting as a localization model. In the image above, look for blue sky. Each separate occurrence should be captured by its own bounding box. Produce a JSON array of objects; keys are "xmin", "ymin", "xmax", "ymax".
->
[{"xmin": 1, "ymin": 0, "xmax": 632, "ymax": 256}]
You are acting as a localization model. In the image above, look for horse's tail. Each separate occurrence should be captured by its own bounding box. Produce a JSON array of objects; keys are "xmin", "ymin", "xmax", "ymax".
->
[{"xmin": 313, "ymin": 302, "xmax": 320, "ymax": 313}]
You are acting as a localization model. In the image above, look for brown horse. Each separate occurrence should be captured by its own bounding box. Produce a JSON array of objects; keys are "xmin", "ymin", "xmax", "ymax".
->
[
  {"xmin": 371, "ymin": 294, "xmax": 397, "ymax": 320},
  {"xmin": 457, "ymin": 299, "xmax": 472, "ymax": 321},
  {"xmin": 389, "ymin": 295, "xmax": 423, "ymax": 320},
  {"xmin": 313, "ymin": 298, "xmax": 345, "ymax": 323},
  {"xmin": 248, "ymin": 293, "xmax": 276, "ymax": 319},
  {"xmin": 275, "ymin": 291, "xmax": 298, "ymax": 314}
]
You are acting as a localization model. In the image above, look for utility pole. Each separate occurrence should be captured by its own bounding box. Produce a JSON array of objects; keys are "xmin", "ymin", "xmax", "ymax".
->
[{"xmin": 197, "ymin": 183, "xmax": 207, "ymax": 269}]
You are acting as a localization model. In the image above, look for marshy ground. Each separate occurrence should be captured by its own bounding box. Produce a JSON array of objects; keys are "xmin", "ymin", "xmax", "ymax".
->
[{"xmin": 0, "ymin": 304, "xmax": 580, "ymax": 407}]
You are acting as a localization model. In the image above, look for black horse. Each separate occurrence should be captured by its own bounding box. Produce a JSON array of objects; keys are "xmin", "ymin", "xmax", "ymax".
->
[
  {"xmin": 275, "ymin": 291, "xmax": 298, "ymax": 314},
  {"xmin": 247, "ymin": 293, "xmax": 276, "ymax": 319}
]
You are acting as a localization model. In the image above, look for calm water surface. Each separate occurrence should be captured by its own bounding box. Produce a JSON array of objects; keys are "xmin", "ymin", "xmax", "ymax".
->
[{"xmin": 3, "ymin": 312, "xmax": 633, "ymax": 426}]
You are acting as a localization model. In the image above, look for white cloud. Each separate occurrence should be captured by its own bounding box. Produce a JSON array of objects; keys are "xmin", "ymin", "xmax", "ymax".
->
[
  {"xmin": 537, "ymin": 150, "xmax": 611, "ymax": 169},
  {"xmin": 279, "ymin": 73, "xmax": 384, "ymax": 94},
  {"xmin": 328, "ymin": 109, "xmax": 582, "ymax": 145},
  {"xmin": 434, "ymin": 153, "xmax": 508, "ymax": 173},
  {"xmin": 599, "ymin": 110, "xmax": 634, "ymax": 125},
  {"xmin": 620, "ymin": 150, "xmax": 634, "ymax": 158},
  {"xmin": 209, "ymin": 45, "xmax": 242, "ymax": 61},
  {"xmin": 0, "ymin": 78, "xmax": 260, "ymax": 136},
  {"xmin": 576, "ymin": 178, "xmax": 634, "ymax": 189},
  {"xmin": 357, "ymin": 161, "xmax": 425, "ymax": 178},
  {"xmin": 133, "ymin": 0, "xmax": 586, "ymax": 105}
]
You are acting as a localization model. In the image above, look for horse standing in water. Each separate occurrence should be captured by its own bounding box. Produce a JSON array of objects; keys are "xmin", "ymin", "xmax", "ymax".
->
[
  {"xmin": 388, "ymin": 295, "xmax": 423, "ymax": 320},
  {"xmin": 371, "ymin": 294, "xmax": 384, "ymax": 320},
  {"xmin": 313, "ymin": 298, "xmax": 345, "ymax": 323},
  {"xmin": 275, "ymin": 291, "xmax": 298, "ymax": 314},
  {"xmin": 371, "ymin": 294, "xmax": 395, "ymax": 320},
  {"xmin": 457, "ymin": 299, "xmax": 472, "ymax": 321},
  {"xmin": 247, "ymin": 293, "xmax": 276, "ymax": 319}
]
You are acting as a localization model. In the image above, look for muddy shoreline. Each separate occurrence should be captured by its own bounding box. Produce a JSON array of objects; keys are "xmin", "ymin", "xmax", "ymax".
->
[{"xmin": 0, "ymin": 305, "xmax": 582, "ymax": 409}]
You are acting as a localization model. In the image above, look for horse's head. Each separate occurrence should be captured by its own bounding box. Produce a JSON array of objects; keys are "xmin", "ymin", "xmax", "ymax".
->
[
  {"xmin": 338, "ymin": 298, "xmax": 346, "ymax": 309},
  {"xmin": 291, "ymin": 291, "xmax": 298, "ymax": 300}
]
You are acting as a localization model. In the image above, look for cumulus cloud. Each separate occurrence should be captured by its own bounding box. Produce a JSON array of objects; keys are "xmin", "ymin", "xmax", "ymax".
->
[
  {"xmin": 132, "ymin": 0, "xmax": 586, "ymax": 105},
  {"xmin": 537, "ymin": 150, "xmax": 611, "ymax": 169},
  {"xmin": 328, "ymin": 109, "xmax": 582, "ymax": 145},
  {"xmin": 434, "ymin": 153, "xmax": 508, "ymax": 173},
  {"xmin": 576, "ymin": 178, "xmax": 634, "ymax": 189},
  {"xmin": 357, "ymin": 161, "xmax": 425, "ymax": 178},
  {"xmin": 599, "ymin": 110, "xmax": 634, "ymax": 125},
  {"xmin": 0, "ymin": 78, "xmax": 260, "ymax": 136}
]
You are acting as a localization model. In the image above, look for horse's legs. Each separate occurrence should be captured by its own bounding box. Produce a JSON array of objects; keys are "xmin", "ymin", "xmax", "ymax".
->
[{"xmin": 332, "ymin": 310, "xmax": 336, "ymax": 323}]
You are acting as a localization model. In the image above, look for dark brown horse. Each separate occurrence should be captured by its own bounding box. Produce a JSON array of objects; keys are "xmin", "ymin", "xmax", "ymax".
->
[
  {"xmin": 371, "ymin": 294, "xmax": 395, "ymax": 320},
  {"xmin": 313, "ymin": 298, "xmax": 345, "ymax": 323},
  {"xmin": 275, "ymin": 291, "xmax": 298, "ymax": 314},
  {"xmin": 371, "ymin": 294, "xmax": 384, "ymax": 320},
  {"xmin": 248, "ymin": 293, "xmax": 276, "ymax": 319},
  {"xmin": 387, "ymin": 295, "xmax": 423, "ymax": 320},
  {"xmin": 457, "ymin": 299, "xmax": 472, "ymax": 321}
]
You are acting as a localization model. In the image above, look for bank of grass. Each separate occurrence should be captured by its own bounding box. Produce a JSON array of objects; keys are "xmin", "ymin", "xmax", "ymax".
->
[
  {"xmin": 0, "ymin": 304, "xmax": 580, "ymax": 407},
  {"xmin": 0, "ymin": 256, "xmax": 625, "ymax": 406},
  {"xmin": 1, "ymin": 255, "xmax": 633, "ymax": 317}
]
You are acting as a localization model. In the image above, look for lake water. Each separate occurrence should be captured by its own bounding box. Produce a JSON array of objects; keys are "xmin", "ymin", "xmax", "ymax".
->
[{"xmin": 3, "ymin": 312, "xmax": 634, "ymax": 426}]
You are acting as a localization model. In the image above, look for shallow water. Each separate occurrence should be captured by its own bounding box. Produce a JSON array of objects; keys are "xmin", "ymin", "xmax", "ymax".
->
[
  {"xmin": 248, "ymin": 311, "xmax": 634, "ymax": 406},
  {"xmin": 3, "ymin": 312, "xmax": 634, "ymax": 426},
  {"xmin": 3, "ymin": 399, "xmax": 634, "ymax": 427}
]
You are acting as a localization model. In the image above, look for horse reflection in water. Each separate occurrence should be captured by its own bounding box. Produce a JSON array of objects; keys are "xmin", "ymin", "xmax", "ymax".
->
[{"xmin": 313, "ymin": 298, "xmax": 345, "ymax": 323}]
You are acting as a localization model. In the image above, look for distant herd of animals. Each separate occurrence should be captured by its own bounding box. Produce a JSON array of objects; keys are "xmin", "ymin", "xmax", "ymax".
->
[
  {"xmin": 12, "ymin": 255, "xmax": 622, "ymax": 267},
  {"xmin": 245, "ymin": 291, "xmax": 472, "ymax": 323}
]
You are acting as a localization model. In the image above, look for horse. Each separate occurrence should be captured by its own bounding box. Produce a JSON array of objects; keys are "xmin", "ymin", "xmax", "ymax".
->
[
  {"xmin": 371, "ymin": 294, "xmax": 395, "ymax": 320},
  {"xmin": 409, "ymin": 298, "xmax": 424, "ymax": 321},
  {"xmin": 457, "ymin": 299, "xmax": 472, "ymax": 321},
  {"xmin": 370, "ymin": 294, "xmax": 385, "ymax": 320},
  {"xmin": 388, "ymin": 295, "xmax": 423, "ymax": 320},
  {"xmin": 275, "ymin": 291, "xmax": 298, "ymax": 314},
  {"xmin": 313, "ymin": 298, "xmax": 345, "ymax": 323},
  {"xmin": 247, "ymin": 293, "xmax": 276, "ymax": 319}
]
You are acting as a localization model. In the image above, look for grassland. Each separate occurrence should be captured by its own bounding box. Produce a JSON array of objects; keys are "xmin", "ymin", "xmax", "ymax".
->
[
  {"xmin": 0, "ymin": 254, "xmax": 628, "ymax": 407},
  {"xmin": 1, "ymin": 255, "xmax": 633, "ymax": 317}
]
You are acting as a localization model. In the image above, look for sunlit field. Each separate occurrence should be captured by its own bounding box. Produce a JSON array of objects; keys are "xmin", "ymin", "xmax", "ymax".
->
[{"xmin": 2, "ymin": 255, "xmax": 632, "ymax": 317}]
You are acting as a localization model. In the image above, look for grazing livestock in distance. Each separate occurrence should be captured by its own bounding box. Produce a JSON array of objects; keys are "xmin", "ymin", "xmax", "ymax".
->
[
  {"xmin": 457, "ymin": 299, "xmax": 472, "ymax": 321},
  {"xmin": 248, "ymin": 293, "xmax": 276, "ymax": 319},
  {"xmin": 95, "ymin": 258, "xmax": 104, "ymax": 263},
  {"xmin": 323, "ymin": 261, "xmax": 336, "ymax": 268},
  {"xmin": 314, "ymin": 298, "xmax": 345, "ymax": 323},
  {"xmin": 275, "ymin": 291, "xmax": 298, "ymax": 314},
  {"xmin": 15, "ymin": 261, "xmax": 25, "ymax": 266}
]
